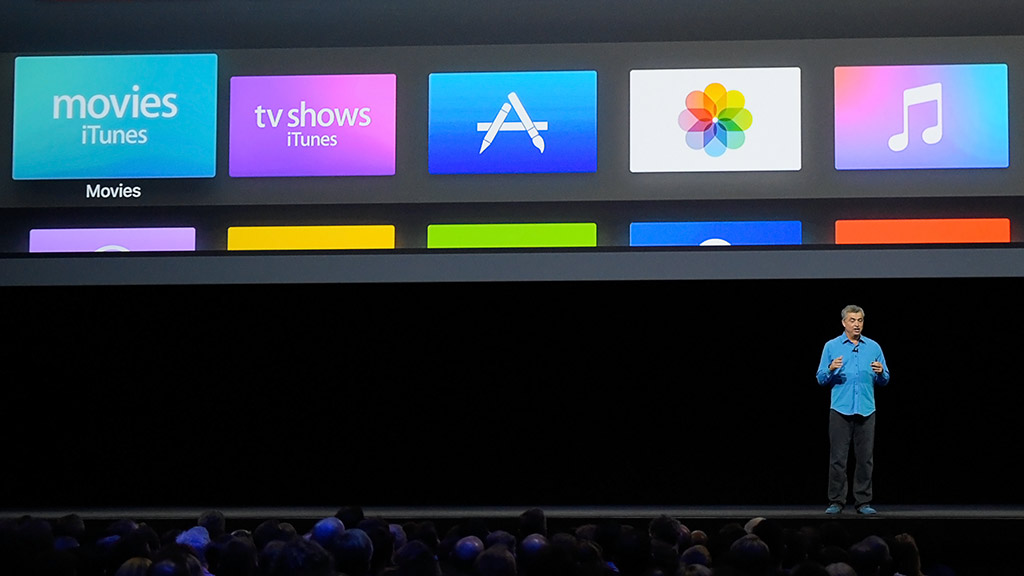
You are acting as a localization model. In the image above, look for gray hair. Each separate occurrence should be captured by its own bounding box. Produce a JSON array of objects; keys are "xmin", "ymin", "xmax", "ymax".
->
[{"xmin": 841, "ymin": 305, "xmax": 864, "ymax": 320}]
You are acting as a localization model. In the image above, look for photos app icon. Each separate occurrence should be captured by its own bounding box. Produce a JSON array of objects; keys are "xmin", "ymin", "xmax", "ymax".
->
[
  {"xmin": 630, "ymin": 67, "xmax": 801, "ymax": 173},
  {"xmin": 679, "ymin": 83, "xmax": 754, "ymax": 157}
]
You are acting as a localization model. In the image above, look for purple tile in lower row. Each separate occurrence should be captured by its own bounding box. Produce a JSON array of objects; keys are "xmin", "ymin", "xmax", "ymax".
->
[{"xmin": 29, "ymin": 227, "xmax": 197, "ymax": 253}]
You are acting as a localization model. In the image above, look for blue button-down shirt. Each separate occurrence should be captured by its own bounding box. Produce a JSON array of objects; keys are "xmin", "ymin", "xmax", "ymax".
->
[{"xmin": 816, "ymin": 334, "xmax": 889, "ymax": 416}]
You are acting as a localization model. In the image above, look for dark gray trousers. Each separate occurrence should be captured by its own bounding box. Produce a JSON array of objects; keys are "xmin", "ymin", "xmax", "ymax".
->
[{"xmin": 828, "ymin": 409, "xmax": 876, "ymax": 508}]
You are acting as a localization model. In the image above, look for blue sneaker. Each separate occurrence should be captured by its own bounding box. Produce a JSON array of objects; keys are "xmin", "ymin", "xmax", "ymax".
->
[
  {"xmin": 857, "ymin": 505, "xmax": 878, "ymax": 515},
  {"xmin": 825, "ymin": 503, "xmax": 843, "ymax": 515}
]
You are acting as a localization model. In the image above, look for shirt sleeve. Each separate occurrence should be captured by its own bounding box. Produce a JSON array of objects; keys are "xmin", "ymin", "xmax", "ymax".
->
[
  {"xmin": 816, "ymin": 342, "xmax": 835, "ymax": 386},
  {"xmin": 873, "ymin": 347, "xmax": 890, "ymax": 386}
]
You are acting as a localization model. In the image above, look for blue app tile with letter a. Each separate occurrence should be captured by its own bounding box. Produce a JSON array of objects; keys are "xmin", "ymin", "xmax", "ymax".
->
[{"xmin": 428, "ymin": 71, "xmax": 597, "ymax": 174}]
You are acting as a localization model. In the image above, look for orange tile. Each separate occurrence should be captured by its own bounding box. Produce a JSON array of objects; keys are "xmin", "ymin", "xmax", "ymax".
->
[{"xmin": 835, "ymin": 218, "xmax": 1009, "ymax": 244}]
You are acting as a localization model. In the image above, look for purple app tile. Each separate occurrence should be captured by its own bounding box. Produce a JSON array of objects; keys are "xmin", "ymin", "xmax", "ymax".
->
[
  {"xmin": 229, "ymin": 74, "xmax": 397, "ymax": 177},
  {"xmin": 835, "ymin": 64, "xmax": 1008, "ymax": 170},
  {"xmin": 29, "ymin": 228, "xmax": 197, "ymax": 253}
]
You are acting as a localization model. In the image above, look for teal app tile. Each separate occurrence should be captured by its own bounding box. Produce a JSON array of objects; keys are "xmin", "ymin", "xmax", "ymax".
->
[{"xmin": 13, "ymin": 53, "xmax": 218, "ymax": 180}]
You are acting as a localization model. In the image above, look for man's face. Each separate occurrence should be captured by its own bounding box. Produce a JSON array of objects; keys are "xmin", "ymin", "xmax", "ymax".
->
[{"xmin": 843, "ymin": 312, "xmax": 864, "ymax": 339}]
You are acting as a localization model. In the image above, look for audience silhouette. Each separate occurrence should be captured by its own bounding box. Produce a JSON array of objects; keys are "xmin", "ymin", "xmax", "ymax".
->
[{"xmin": 0, "ymin": 507, "xmax": 967, "ymax": 576}]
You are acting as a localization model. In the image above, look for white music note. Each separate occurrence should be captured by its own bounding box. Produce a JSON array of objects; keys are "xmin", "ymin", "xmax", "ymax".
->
[{"xmin": 888, "ymin": 82, "xmax": 943, "ymax": 152}]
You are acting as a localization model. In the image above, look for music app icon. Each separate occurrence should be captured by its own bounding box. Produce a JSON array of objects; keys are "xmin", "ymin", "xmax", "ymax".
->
[
  {"xmin": 888, "ymin": 82, "xmax": 942, "ymax": 152},
  {"xmin": 835, "ymin": 64, "xmax": 1007, "ymax": 170}
]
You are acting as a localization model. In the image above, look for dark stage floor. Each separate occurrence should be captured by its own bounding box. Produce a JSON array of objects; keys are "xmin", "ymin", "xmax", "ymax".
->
[{"xmin": 7, "ymin": 504, "xmax": 1022, "ymax": 522}]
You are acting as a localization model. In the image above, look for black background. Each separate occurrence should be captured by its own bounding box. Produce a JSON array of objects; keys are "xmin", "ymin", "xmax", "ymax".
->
[{"xmin": 2, "ymin": 277, "xmax": 1016, "ymax": 508}]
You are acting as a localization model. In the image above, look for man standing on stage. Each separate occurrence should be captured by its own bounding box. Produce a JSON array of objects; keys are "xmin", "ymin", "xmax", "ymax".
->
[{"xmin": 816, "ymin": 305, "xmax": 889, "ymax": 515}]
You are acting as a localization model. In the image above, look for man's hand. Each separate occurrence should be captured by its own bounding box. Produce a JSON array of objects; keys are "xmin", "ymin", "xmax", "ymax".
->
[
  {"xmin": 829, "ymin": 356, "xmax": 843, "ymax": 371},
  {"xmin": 871, "ymin": 361, "xmax": 884, "ymax": 374}
]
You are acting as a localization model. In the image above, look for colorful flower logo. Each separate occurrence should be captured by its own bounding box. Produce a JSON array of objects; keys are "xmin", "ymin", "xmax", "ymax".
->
[{"xmin": 678, "ymin": 83, "xmax": 753, "ymax": 157}]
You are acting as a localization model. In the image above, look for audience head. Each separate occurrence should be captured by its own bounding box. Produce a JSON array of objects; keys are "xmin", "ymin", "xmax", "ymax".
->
[
  {"xmin": 53, "ymin": 514, "xmax": 85, "ymax": 540},
  {"xmin": 573, "ymin": 524, "xmax": 597, "ymax": 543},
  {"xmin": 259, "ymin": 540, "xmax": 288, "ymax": 573},
  {"xmin": 649, "ymin": 515, "xmax": 685, "ymax": 546},
  {"xmin": 612, "ymin": 525, "xmax": 651, "ymax": 576},
  {"xmin": 744, "ymin": 517, "xmax": 765, "ymax": 534},
  {"xmin": 677, "ymin": 522, "xmax": 693, "ymax": 551},
  {"xmin": 390, "ymin": 523, "xmax": 408, "ymax": 554},
  {"xmin": 592, "ymin": 521, "xmax": 622, "ymax": 562},
  {"xmin": 175, "ymin": 526, "xmax": 211, "ymax": 564},
  {"xmin": 253, "ymin": 519, "xmax": 296, "ymax": 551},
  {"xmin": 519, "ymin": 532, "xmax": 549, "ymax": 572},
  {"xmin": 107, "ymin": 524, "xmax": 160, "ymax": 572},
  {"xmin": 310, "ymin": 516, "xmax": 345, "ymax": 549},
  {"xmin": 729, "ymin": 533, "xmax": 771, "ymax": 575},
  {"xmin": 848, "ymin": 535, "xmax": 890, "ymax": 576},
  {"xmin": 150, "ymin": 543, "xmax": 204, "ymax": 576},
  {"xmin": 198, "ymin": 510, "xmax": 226, "ymax": 540},
  {"xmin": 680, "ymin": 544, "xmax": 711, "ymax": 567},
  {"xmin": 651, "ymin": 538, "xmax": 680, "ymax": 574},
  {"xmin": 519, "ymin": 508, "xmax": 547, "ymax": 538},
  {"xmin": 408, "ymin": 521, "xmax": 440, "ymax": 552},
  {"xmin": 357, "ymin": 517, "xmax": 394, "ymax": 573},
  {"xmin": 750, "ymin": 518, "xmax": 785, "ymax": 568},
  {"xmin": 331, "ymin": 528, "xmax": 375, "ymax": 576},
  {"xmin": 680, "ymin": 565, "xmax": 713, "ymax": 576},
  {"xmin": 816, "ymin": 545, "xmax": 850, "ymax": 568},
  {"xmin": 711, "ymin": 522, "xmax": 747, "ymax": 566},
  {"xmin": 113, "ymin": 557, "xmax": 151, "ymax": 576},
  {"xmin": 394, "ymin": 540, "xmax": 441, "ymax": 576},
  {"xmin": 574, "ymin": 538, "xmax": 606, "ymax": 572},
  {"xmin": 452, "ymin": 535, "xmax": 485, "ymax": 570},
  {"xmin": 825, "ymin": 562, "xmax": 858, "ymax": 576},
  {"xmin": 474, "ymin": 544, "xmax": 517, "ymax": 576},
  {"xmin": 54, "ymin": 535, "xmax": 79, "ymax": 552},
  {"xmin": 521, "ymin": 533, "xmax": 548, "ymax": 554},
  {"xmin": 106, "ymin": 518, "xmax": 139, "ymax": 538},
  {"xmin": 524, "ymin": 534, "xmax": 577, "ymax": 576},
  {"xmin": 486, "ymin": 530, "xmax": 517, "ymax": 555},
  {"xmin": 890, "ymin": 533, "xmax": 923, "ymax": 576},
  {"xmin": 264, "ymin": 536, "xmax": 335, "ymax": 576},
  {"xmin": 212, "ymin": 536, "xmax": 258, "ymax": 576},
  {"xmin": 335, "ymin": 506, "xmax": 366, "ymax": 530}
]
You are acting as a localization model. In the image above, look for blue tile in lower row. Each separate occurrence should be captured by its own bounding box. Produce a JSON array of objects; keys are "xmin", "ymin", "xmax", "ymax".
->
[{"xmin": 629, "ymin": 221, "xmax": 802, "ymax": 247}]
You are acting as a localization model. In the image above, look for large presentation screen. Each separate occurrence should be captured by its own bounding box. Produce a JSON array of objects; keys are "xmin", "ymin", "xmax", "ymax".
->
[
  {"xmin": 4, "ymin": 2, "xmax": 1024, "ymax": 510},
  {"xmin": 2, "ymin": 2, "xmax": 1023, "ymax": 285}
]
